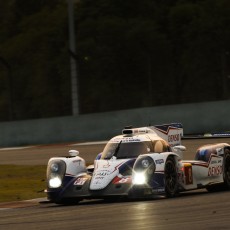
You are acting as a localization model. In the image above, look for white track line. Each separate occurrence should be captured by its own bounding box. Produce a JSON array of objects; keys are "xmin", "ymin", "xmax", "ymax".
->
[
  {"xmin": 0, "ymin": 146, "xmax": 35, "ymax": 151},
  {"xmin": 70, "ymin": 141, "xmax": 107, "ymax": 146}
]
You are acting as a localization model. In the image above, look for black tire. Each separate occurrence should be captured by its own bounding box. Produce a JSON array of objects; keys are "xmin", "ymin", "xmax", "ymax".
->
[
  {"xmin": 164, "ymin": 156, "xmax": 178, "ymax": 198},
  {"xmin": 206, "ymin": 184, "xmax": 223, "ymax": 192},
  {"xmin": 223, "ymin": 149, "xmax": 230, "ymax": 189}
]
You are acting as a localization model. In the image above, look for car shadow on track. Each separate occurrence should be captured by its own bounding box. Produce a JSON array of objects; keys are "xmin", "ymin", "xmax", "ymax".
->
[
  {"xmin": 39, "ymin": 196, "xmax": 165, "ymax": 207},
  {"xmin": 39, "ymin": 189, "xmax": 230, "ymax": 208}
]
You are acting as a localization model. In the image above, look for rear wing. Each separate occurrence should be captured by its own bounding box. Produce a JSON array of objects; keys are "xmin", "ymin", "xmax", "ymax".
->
[{"xmin": 150, "ymin": 123, "xmax": 183, "ymax": 147}]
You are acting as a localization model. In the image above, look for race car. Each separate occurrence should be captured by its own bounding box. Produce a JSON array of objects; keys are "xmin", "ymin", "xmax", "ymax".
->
[{"xmin": 45, "ymin": 123, "xmax": 230, "ymax": 204}]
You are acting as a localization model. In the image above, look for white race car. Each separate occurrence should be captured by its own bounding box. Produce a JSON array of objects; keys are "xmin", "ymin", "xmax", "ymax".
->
[{"xmin": 45, "ymin": 123, "xmax": 230, "ymax": 204}]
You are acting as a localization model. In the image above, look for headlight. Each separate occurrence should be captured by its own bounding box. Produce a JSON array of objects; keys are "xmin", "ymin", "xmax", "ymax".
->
[
  {"xmin": 133, "ymin": 172, "xmax": 146, "ymax": 185},
  {"xmin": 141, "ymin": 159, "xmax": 150, "ymax": 168},
  {"xmin": 50, "ymin": 163, "xmax": 59, "ymax": 172},
  {"xmin": 47, "ymin": 160, "xmax": 66, "ymax": 188},
  {"xmin": 132, "ymin": 156, "xmax": 155, "ymax": 185},
  {"xmin": 49, "ymin": 176, "xmax": 62, "ymax": 188},
  {"xmin": 133, "ymin": 156, "xmax": 155, "ymax": 173}
]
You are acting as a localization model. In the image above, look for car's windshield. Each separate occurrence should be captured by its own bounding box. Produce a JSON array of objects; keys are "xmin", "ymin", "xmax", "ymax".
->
[{"xmin": 101, "ymin": 141, "xmax": 150, "ymax": 159}]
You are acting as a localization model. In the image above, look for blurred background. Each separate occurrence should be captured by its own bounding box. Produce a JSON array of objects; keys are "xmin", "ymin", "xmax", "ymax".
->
[{"xmin": 0, "ymin": 0, "xmax": 230, "ymax": 122}]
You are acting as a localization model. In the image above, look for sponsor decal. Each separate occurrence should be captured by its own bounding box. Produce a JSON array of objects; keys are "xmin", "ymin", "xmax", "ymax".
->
[
  {"xmin": 96, "ymin": 171, "xmax": 109, "ymax": 176},
  {"xmin": 111, "ymin": 137, "xmax": 141, "ymax": 143},
  {"xmin": 94, "ymin": 169, "xmax": 111, "ymax": 177},
  {"xmin": 208, "ymin": 165, "xmax": 223, "ymax": 176},
  {"xmin": 72, "ymin": 160, "xmax": 82, "ymax": 166},
  {"xmin": 124, "ymin": 138, "xmax": 141, "ymax": 142},
  {"xmin": 168, "ymin": 134, "xmax": 180, "ymax": 143},
  {"xmin": 95, "ymin": 180, "xmax": 102, "ymax": 185},
  {"xmin": 210, "ymin": 159, "xmax": 222, "ymax": 165},
  {"xmin": 155, "ymin": 159, "xmax": 164, "ymax": 164},
  {"xmin": 152, "ymin": 188, "xmax": 165, "ymax": 193},
  {"xmin": 156, "ymin": 188, "xmax": 165, "ymax": 193},
  {"xmin": 103, "ymin": 162, "xmax": 110, "ymax": 168},
  {"xmin": 74, "ymin": 177, "xmax": 87, "ymax": 186},
  {"xmin": 95, "ymin": 177, "xmax": 104, "ymax": 180},
  {"xmin": 72, "ymin": 159, "xmax": 81, "ymax": 163},
  {"xmin": 137, "ymin": 128, "xmax": 148, "ymax": 133}
]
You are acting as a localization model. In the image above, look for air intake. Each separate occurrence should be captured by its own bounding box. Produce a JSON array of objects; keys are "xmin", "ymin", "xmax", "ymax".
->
[{"xmin": 122, "ymin": 129, "xmax": 134, "ymax": 135}]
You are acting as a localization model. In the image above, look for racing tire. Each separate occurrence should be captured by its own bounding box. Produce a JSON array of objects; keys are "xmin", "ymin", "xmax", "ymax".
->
[
  {"xmin": 206, "ymin": 184, "xmax": 223, "ymax": 192},
  {"xmin": 223, "ymin": 149, "xmax": 230, "ymax": 189},
  {"xmin": 164, "ymin": 156, "xmax": 178, "ymax": 198}
]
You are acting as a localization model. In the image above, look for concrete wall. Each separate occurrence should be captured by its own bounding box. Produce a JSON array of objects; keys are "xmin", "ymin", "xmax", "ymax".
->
[{"xmin": 0, "ymin": 100, "xmax": 229, "ymax": 147}]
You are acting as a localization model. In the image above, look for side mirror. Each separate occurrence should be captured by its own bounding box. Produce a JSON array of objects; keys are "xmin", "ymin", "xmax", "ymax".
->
[
  {"xmin": 173, "ymin": 145, "xmax": 186, "ymax": 151},
  {"xmin": 69, "ymin": 150, "xmax": 79, "ymax": 156},
  {"xmin": 172, "ymin": 145, "xmax": 186, "ymax": 159}
]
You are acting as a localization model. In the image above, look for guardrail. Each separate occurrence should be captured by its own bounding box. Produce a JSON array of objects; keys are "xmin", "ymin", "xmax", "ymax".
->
[{"xmin": 0, "ymin": 99, "xmax": 229, "ymax": 147}]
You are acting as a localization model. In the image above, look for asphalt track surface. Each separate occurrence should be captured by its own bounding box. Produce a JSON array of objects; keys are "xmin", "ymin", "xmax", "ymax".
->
[{"xmin": 0, "ymin": 138, "xmax": 230, "ymax": 230}]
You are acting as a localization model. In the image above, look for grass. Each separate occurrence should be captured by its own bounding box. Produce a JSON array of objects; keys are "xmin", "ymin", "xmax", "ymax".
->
[{"xmin": 0, "ymin": 165, "xmax": 47, "ymax": 203}]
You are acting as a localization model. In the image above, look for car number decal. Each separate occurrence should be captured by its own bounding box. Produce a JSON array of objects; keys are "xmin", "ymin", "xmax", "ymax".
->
[
  {"xmin": 112, "ymin": 176, "xmax": 132, "ymax": 184},
  {"xmin": 74, "ymin": 177, "xmax": 87, "ymax": 185}
]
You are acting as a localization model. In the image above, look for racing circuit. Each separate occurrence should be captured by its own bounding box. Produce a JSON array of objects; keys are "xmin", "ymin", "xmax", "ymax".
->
[{"xmin": 0, "ymin": 137, "xmax": 230, "ymax": 230}]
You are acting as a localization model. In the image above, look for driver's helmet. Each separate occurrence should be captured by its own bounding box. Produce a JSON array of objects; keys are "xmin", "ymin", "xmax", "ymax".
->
[
  {"xmin": 152, "ymin": 140, "xmax": 171, "ymax": 153},
  {"xmin": 195, "ymin": 148, "xmax": 212, "ymax": 162}
]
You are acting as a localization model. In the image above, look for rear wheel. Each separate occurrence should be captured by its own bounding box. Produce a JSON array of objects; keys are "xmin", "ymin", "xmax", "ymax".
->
[
  {"xmin": 223, "ymin": 149, "xmax": 230, "ymax": 189},
  {"xmin": 165, "ymin": 157, "xmax": 178, "ymax": 198}
]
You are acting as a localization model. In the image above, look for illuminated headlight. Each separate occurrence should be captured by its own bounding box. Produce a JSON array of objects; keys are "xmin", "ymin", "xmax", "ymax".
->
[
  {"xmin": 133, "ymin": 172, "xmax": 146, "ymax": 185},
  {"xmin": 47, "ymin": 160, "xmax": 66, "ymax": 189},
  {"xmin": 49, "ymin": 176, "xmax": 62, "ymax": 188},
  {"xmin": 132, "ymin": 156, "xmax": 155, "ymax": 185}
]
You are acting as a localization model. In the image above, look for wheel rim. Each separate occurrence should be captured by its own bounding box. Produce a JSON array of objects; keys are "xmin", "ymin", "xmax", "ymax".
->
[{"xmin": 165, "ymin": 161, "xmax": 177, "ymax": 193}]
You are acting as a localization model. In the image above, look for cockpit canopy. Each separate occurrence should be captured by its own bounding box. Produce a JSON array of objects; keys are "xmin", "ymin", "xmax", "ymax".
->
[{"xmin": 100, "ymin": 139, "xmax": 170, "ymax": 160}]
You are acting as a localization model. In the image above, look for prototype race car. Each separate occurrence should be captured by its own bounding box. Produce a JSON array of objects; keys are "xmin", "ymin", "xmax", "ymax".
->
[{"xmin": 45, "ymin": 123, "xmax": 230, "ymax": 204}]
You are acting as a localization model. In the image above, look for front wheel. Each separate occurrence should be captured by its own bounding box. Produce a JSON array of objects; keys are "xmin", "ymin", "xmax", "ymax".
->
[{"xmin": 164, "ymin": 157, "xmax": 178, "ymax": 198}]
